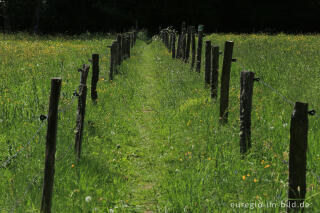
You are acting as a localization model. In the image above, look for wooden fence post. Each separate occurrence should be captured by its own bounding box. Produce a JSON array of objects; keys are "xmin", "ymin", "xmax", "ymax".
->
[
  {"xmin": 127, "ymin": 37, "xmax": 131, "ymax": 58},
  {"xmin": 185, "ymin": 26, "xmax": 191, "ymax": 62},
  {"xmin": 172, "ymin": 33, "xmax": 176, "ymax": 58},
  {"xmin": 219, "ymin": 41, "xmax": 234, "ymax": 123},
  {"xmin": 205, "ymin": 41, "xmax": 211, "ymax": 87},
  {"xmin": 191, "ymin": 26, "xmax": 196, "ymax": 69},
  {"xmin": 176, "ymin": 33, "xmax": 182, "ymax": 59},
  {"xmin": 196, "ymin": 25, "xmax": 204, "ymax": 72},
  {"xmin": 41, "ymin": 77, "xmax": 62, "ymax": 213},
  {"xmin": 121, "ymin": 35, "xmax": 125, "ymax": 61},
  {"xmin": 114, "ymin": 41, "xmax": 119, "ymax": 74},
  {"xmin": 211, "ymin": 46, "xmax": 220, "ymax": 99},
  {"xmin": 134, "ymin": 31, "xmax": 137, "ymax": 45},
  {"xmin": 168, "ymin": 32, "xmax": 172, "ymax": 53},
  {"xmin": 287, "ymin": 102, "xmax": 308, "ymax": 212},
  {"xmin": 74, "ymin": 65, "xmax": 90, "ymax": 160},
  {"xmin": 239, "ymin": 71, "xmax": 255, "ymax": 154},
  {"xmin": 131, "ymin": 33, "xmax": 134, "ymax": 48},
  {"xmin": 116, "ymin": 34, "xmax": 122, "ymax": 65},
  {"xmin": 109, "ymin": 42, "xmax": 115, "ymax": 81},
  {"xmin": 181, "ymin": 33, "xmax": 186, "ymax": 61},
  {"xmin": 91, "ymin": 54, "xmax": 99, "ymax": 102}
]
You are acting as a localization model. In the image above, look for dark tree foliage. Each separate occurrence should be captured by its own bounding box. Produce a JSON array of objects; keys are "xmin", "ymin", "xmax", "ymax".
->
[{"xmin": 3, "ymin": 0, "xmax": 320, "ymax": 34}]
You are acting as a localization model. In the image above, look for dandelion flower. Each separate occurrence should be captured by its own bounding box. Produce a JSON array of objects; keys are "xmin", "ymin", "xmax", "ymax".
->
[
  {"xmin": 85, "ymin": 196, "xmax": 92, "ymax": 203},
  {"xmin": 254, "ymin": 178, "xmax": 257, "ymax": 183},
  {"xmin": 242, "ymin": 176, "xmax": 246, "ymax": 180},
  {"xmin": 71, "ymin": 164, "xmax": 75, "ymax": 168},
  {"xmin": 264, "ymin": 164, "xmax": 270, "ymax": 168}
]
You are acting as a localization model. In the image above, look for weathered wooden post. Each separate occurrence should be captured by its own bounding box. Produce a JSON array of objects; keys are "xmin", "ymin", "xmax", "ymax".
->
[
  {"xmin": 287, "ymin": 102, "xmax": 308, "ymax": 212},
  {"xmin": 134, "ymin": 31, "xmax": 137, "ymax": 45},
  {"xmin": 172, "ymin": 33, "xmax": 176, "ymax": 59},
  {"xmin": 116, "ymin": 34, "xmax": 122, "ymax": 65},
  {"xmin": 181, "ymin": 33, "xmax": 187, "ymax": 61},
  {"xmin": 185, "ymin": 26, "xmax": 191, "ymax": 62},
  {"xmin": 121, "ymin": 35, "xmax": 125, "ymax": 61},
  {"xmin": 74, "ymin": 65, "xmax": 90, "ymax": 160},
  {"xmin": 91, "ymin": 54, "xmax": 99, "ymax": 102},
  {"xmin": 131, "ymin": 33, "xmax": 134, "ymax": 48},
  {"xmin": 114, "ymin": 41, "xmax": 120, "ymax": 74},
  {"xmin": 41, "ymin": 77, "xmax": 62, "ymax": 213},
  {"xmin": 168, "ymin": 32, "xmax": 172, "ymax": 53},
  {"xmin": 176, "ymin": 33, "xmax": 182, "ymax": 59},
  {"xmin": 211, "ymin": 46, "xmax": 220, "ymax": 99},
  {"xmin": 109, "ymin": 42, "xmax": 115, "ymax": 81},
  {"xmin": 239, "ymin": 71, "xmax": 255, "ymax": 154},
  {"xmin": 191, "ymin": 26, "xmax": 196, "ymax": 69},
  {"xmin": 205, "ymin": 41, "xmax": 212, "ymax": 87},
  {"xmin": 196, "ymin": 25, "xmax": 204, "ymax": 72},
  {"xmin": 165, "ymin": 31, "xmax": 169, "ymax": 49},
  {"xmin": 127, "ymin": 37, "xmax": 131, "ymax": 58},
  {"xmin": 219, "ymin": 41, "xmax": 234, "ymax": 123}
]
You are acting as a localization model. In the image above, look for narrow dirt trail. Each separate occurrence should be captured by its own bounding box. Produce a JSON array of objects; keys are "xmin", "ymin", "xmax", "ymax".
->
[{"xmin": 121, "ymin": 42, "xmax": 164, "ymax": 212}]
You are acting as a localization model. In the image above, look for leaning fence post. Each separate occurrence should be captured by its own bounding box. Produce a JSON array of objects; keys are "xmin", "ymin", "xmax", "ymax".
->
[
  {"xmin": 172, "ymin": 33, "xmax": 176, "ymax": 58},
  {"xmin": 41, "ymin": 77, "xmax": 62, "ymax": 213},
  {"xmin": 287, "ymin": 102, "xmax": 308, "ymax": 212},
  {"xmin": 127, "ymin": 36, "xmax": 131, "ymax": 58},
  {"xmin": 239, "ymin": 71, "xmax": 255, "ymax": 154},
  {"xmin": 74, "ymin": 65, "xmax": 90, "ymax": 161},
  {"xmin": 196, "ymin": 25, "xmax": 204, "ymax": 72},
  {"xmin": 91, "ymin": 54, "xmax": 99, "ymax": 102},
  {"xmin": 219, "ymin": 41, "xmax": 234, "ymax": 123},
  {"xmin": 191, "ymin": 26, "xmax": 196, "ymax": 69},
  {"xmin": 205, "ymin": 41, "xmax": 212, "ymax": 87},
  {"xmin": 211, "ymin": 46, "xmax": 220, "ymax": 99}
]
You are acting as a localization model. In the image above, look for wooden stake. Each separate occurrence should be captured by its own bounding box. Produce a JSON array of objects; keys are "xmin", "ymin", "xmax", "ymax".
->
[
  {"xmin": 191, "ymin": 26, "xmax": 196, "ymax": 69},
  {"xmin": 211, "ymin": 46, "xmax": 220, "ymax": 99},
  {"xmin": 287, "ymin": 102, "xmax": 308, "ymax": 212},
  {"xmin": 172, "ymin": 33, "xmax": 176, "ymax": 59},
  {"xmin": 74, "ymin": 65, "xmax": 90, "ymax": 160},
  {"xmin": 219, "ymin": 41, "xmax": 234, "ymax": 123},
  {"xmin": 205, "ymin": 41, "xmax": 212, "ymax": 86},
  {"xmin": 196, "ymin": 25, "xmax": 204, "ymax": 72},
  {"xmin": 91, "ymin": 54, "xmax": 99, "ymax": 102},
  {"xmin": 239, "ymin": 71, "xmax": 255, "ymax": 153},
  {"xmin": 41, "ymin": 77, "xmax": 62, "ymax": 213}
]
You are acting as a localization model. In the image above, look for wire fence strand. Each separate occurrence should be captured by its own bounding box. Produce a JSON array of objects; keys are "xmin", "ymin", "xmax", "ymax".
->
[
  {"xmin": 0, "ymin": 121, "xmax": 47, "ymax": 169},
  {"xmin": 235, "ymin": 58, "xmax": 295, "ymax": 106}
]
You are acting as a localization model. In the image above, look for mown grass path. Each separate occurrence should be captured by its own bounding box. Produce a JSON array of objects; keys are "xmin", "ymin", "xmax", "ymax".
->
[{"xmin": 118, "ymin": 42, "xmax": 165, "ymax": 212}]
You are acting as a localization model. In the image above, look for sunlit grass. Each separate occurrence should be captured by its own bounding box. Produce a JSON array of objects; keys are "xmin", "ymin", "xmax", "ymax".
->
[{"xmin": 0, "ymin": 32, "xmax": 319, "ymax": 212}]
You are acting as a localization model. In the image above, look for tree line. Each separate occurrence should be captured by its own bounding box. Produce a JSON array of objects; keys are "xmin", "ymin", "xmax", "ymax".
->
[{"xmin": 1, "ymin": 0, "xmax": 320, "ymax": 34}]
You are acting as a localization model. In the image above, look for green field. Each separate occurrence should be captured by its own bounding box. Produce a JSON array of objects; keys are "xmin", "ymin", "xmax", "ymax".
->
[{"xmin": 0, "ymin": 32, "xmax": 319, "ymax": 212}]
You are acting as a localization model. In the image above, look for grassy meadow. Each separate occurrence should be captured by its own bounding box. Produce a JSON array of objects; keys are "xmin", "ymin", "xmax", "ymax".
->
[{"xmin": 0, "ymin": 32, "xmax": 319, "ymax": 212}]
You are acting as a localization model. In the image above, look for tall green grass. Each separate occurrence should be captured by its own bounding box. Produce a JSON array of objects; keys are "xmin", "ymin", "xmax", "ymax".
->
[{"xmin": 0, "ymin": 32, "xmax": 319, "ymax": 212}]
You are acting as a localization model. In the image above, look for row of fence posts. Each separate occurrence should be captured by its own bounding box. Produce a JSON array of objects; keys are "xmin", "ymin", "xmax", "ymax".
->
[
  {"xmin": 40, "ymin": 31, "xmax": 137, "ymax": 213},
  {"xmin": 109, "ymin": 31, "xmax": 137, "ymax": 80},
  {"xmin": 160, "ymin": 23, "xmax": 312, "ymax": 212}
]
